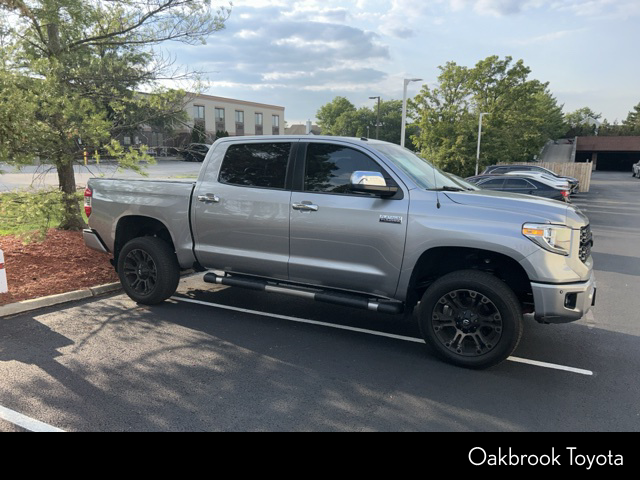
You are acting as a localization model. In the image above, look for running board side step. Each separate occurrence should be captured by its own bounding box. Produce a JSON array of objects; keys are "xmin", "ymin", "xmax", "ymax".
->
[{"xmin": 203, "ymin": 273, "xmax": 404, "ymax": 315}]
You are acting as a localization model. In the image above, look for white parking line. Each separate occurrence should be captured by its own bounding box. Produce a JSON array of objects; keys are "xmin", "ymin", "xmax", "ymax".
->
[
  {"xmin": 171, "ymin": 296, "xmax": 594, "ymax": 376},
  {"xmin": 0, "ymin": 405, "xmax": 65, "ymax": 432}
]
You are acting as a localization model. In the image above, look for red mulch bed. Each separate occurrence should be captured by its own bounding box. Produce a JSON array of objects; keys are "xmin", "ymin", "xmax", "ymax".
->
[{"xmin": 0, "ymin": 229, "xmax": 118, "ymax": 306}]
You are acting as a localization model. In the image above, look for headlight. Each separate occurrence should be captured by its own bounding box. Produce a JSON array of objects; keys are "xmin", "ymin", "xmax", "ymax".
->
[{"xmin": 522, "ymin": 223, "xmax": 572, "ymax": 256}]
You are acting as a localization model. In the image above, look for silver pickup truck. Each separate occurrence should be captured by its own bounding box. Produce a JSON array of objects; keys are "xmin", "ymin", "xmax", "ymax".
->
[{"xmin": 84, "ymin": 136, "xmax": 596, "ymax": 369}]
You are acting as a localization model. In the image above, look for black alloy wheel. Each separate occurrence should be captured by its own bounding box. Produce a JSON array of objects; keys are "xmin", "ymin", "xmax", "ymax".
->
[
  {"xmin": 117, "ymin": 236, "xmax": 180, "ymax": 305},
  {"xmin": 418, "ymin": 270, "xmax": 523, "ymax": 369},
  {"xmin": 122, "ymin": 249, "xmax": 158, "ymax": 297},
  {"xmin": 431, "ymin": 288, "xmax": 503, "ymax": 357}
]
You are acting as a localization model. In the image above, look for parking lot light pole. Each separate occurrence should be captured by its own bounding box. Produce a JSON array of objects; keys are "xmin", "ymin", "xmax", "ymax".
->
[
  {"xmin": 475, "ymin": 112, "xmax": 490, "ymax": 176},
  {"xmin": 369, "ymin": 96, "xmax": 381, "ymax": 139},
  {"xmin": 401, "ymin": 78, "xmax": 422, "ymax": 148}
]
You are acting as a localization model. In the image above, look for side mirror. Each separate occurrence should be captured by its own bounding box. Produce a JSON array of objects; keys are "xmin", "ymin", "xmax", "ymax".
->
[{"xmin": 350, "ymin": 171, "xmax": 398, "ymax": 197}]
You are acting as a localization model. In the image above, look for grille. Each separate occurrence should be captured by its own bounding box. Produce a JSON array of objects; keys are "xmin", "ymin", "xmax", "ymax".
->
[{"xmin": 579, "ymin": 224, "xmax": 593, "ymax": 263}]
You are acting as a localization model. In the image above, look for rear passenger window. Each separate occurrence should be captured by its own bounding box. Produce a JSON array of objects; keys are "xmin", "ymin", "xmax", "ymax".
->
[
  {"xmin": 479, "ymin": 178, "xmax": 506, "ymax": 187},
  {"xmin": 505, "ymin": 178, "xmax": 534, "ymax": 189},
  {"xmin": 219, "ymin": 143, "xmax": 291, "ymax": 189},
  {"xmin": 304, "ymin": 143, "xmax": 385, "ymax": 194}
]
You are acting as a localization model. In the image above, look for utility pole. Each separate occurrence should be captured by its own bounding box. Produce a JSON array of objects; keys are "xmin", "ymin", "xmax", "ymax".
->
[
  {"xmin": 401, "ymin": 78, "xmax": 422, "ymax": 147},
  {"xmin": 475, "ymin": 112, "xmax": 490, "ymax": 176},
  {"xmin": 369, "ymin": 96, "xmax": 381, "ymax": 139}
]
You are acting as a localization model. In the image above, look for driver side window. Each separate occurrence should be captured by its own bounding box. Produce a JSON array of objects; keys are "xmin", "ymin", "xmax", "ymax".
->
[{"xmin": 304, "ymin": 143, "xmax": 386, "ymax": 194}]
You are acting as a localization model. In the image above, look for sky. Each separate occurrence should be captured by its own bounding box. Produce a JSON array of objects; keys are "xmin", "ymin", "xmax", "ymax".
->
[{"xmin": 168, "ymin": 0, "xmax": 640, "ymax": 125}]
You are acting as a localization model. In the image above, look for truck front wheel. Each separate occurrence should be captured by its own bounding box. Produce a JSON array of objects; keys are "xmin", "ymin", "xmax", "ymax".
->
[
  {"xmin": 117, "ymin": 236, "xmax": 180, "ymax": 305},
  {"xmin": 418, "ymin": 270, "xmax": 523, "ymax": 369}
]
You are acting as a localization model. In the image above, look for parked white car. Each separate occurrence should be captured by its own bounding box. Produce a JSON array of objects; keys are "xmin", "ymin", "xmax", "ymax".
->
[
  {"xmin": 505, "ymin": 171, "xmax": 570, "ymax": 190},
  {"xmin": 632, "ymin": 160, "xmax": 640, "ymax": 178}
]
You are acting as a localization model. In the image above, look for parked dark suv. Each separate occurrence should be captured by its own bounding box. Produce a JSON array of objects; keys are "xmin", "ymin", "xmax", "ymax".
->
[
  {"xmin": 180, "ymin": 143, "xmax": 211, "ymax": 162},
  {"xmin": 482, "ymin": 164, "xmax": 579, "ymax": 193}
]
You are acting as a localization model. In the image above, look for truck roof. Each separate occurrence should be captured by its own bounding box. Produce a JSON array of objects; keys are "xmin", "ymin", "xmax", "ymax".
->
[{"xmin": 215, "ymin": 135, "xmax": 392, "ymax": 146}]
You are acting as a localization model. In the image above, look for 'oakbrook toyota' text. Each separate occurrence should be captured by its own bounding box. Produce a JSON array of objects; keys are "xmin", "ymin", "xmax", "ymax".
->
[{"xmin": 469, "ymin": 447, "xmax": 623, "ymax": 469}]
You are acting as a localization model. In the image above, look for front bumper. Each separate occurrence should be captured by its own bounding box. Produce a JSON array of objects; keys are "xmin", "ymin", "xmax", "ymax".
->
[{"xmin": 531, "ymin": 272, "xmax": 596, "ymax": 324}]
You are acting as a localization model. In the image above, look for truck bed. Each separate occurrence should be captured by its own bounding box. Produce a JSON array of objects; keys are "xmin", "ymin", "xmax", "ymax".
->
[{"xmin": 87, "ymin": 178, "xmax": 196, "ymax": 268}]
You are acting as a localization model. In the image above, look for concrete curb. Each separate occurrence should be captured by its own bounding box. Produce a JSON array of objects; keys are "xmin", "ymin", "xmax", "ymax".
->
[{"xmin": 0, "ymin": 282, "xmax": 122, "ymax": 319}]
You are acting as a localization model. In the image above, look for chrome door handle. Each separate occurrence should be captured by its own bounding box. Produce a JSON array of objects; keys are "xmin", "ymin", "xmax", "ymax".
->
[
  {"xmin": 197, "ymin": 193, "xmax": 220, "ymax": 203},
  {"xmin": 292, "ymin": 202, "xmax": 319, "ymax": 212}
]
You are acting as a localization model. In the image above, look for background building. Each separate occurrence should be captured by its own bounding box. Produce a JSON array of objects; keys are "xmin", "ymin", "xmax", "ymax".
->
[
  {"xmin": 183, "ymin": 93, "xmax": 284, "ymax": 141},
  {"xmin": 132, "ymin": 93, "xmax": 285, "ymax": 151}
]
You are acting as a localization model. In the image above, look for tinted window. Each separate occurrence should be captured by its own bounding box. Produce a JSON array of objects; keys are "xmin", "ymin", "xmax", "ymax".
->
[
  {"xmin": 304, "ymin": 143, "xmax": 384, "ymax": 194},
  {"xmin": 491, "ymin": 167, "xmax": 508, "ymax": 174},
  {"xmin": 479, "ymin": 178, "xmax": 506, "ymax": 187},
  {"xmin": 505, "ymin": 178, "xmax": 535, "ymax": 189},
  {"xmin": 219, "ymin": 143, "xmax": 291, "ymax": 189}
]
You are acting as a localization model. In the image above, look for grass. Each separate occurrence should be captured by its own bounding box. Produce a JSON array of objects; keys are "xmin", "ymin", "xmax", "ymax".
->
[{"xmin": 169, "ymin": 174, "xmax": 199, "ymax": 179}]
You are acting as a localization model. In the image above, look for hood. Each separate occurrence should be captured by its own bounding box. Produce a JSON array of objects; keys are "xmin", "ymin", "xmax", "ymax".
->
[{"xmin": 444, "ymin": 189, "xmax": 587, "ymax": 228}]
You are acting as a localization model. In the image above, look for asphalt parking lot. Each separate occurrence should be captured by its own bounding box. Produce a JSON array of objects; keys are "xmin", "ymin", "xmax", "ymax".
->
[{"xmin": 0, "ymin": 171, "xmax": 638, "ymax": 432}]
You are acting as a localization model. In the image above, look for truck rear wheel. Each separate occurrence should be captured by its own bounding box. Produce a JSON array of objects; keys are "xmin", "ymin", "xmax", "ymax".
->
[
  {"xmin": 418, "ymin": 270, "xmax": 523, "ymax": 369},
  {"xmin": 117, "ymin": 236, "xmax": 180, "ymax": 305}
]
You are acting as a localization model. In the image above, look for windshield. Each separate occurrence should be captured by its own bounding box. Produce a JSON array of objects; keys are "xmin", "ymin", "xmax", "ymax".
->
[
  {"xmin": 532, "ymin": 166, "xmax": 557, "ymax": 177},
  {"xmin": 373, "ymin": 144, "xmax": 470, "ymax": 190}
]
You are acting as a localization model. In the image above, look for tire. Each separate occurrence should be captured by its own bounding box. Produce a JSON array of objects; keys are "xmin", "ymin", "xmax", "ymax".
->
[
  {"xmin": 417, "ymin": 270, "xmax": 523, "ymax": 369},
  {"xmin": 117, "ymin": 236, "xmax": 180, "ymax": 305}
]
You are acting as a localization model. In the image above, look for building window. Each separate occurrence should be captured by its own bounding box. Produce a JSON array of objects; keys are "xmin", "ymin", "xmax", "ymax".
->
[
  {"xmin": 215, "ymin": 108, "xmax": 225, "ymax": 132},
  {"xmin": 194, "ymin": 105, "xmax": 205, "ymax": 120},
  {"xmin": 123, "ymin": 136, "xmax": 131, "ymax": 146},
  {"xmin": 235, "ymin": 110, "xmax": 245, "ymax": 136},
  {"xmin": 255, "ymin": 113, "xmax": 263, "ymax": 135},
  {"xmin": 151, "ymin": 132, "xmax": 164, "ymax": 147},
  {"xmin": 272, "ymin": 115, "xmax": 280, "ymax": 135}
]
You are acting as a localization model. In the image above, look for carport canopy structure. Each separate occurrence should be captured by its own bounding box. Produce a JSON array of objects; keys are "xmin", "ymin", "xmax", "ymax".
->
[{"xmin": 576, "ymin": 136, "xmax": 640, "ymax": 171}]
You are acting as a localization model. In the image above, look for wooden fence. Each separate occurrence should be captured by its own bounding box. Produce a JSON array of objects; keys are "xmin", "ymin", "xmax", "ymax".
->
[{"xmin": 499, "ymin": 162, "xmax": 592, "ymax": 192}]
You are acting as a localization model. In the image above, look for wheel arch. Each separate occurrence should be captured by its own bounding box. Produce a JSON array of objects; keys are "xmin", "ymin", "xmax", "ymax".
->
[
  {"xmin": 405, "ymin": 246, "xmax": 533, "ymax": 312},
  {"xmin": 114, "ymin": 215, "xmax": 176, "ymax": 269}
]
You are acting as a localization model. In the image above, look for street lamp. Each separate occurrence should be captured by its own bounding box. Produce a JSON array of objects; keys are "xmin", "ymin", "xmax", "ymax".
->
[
  {"xmin": 369, "ymin": 96, "xmax": 381, "ymax": 139},
  {"xmin": 475, "ymin": 112, "xmax": 490, "ymax": 176},
  {"xmin": 401, "ymin": 78, "xmax": 422, "ymax": 148}
]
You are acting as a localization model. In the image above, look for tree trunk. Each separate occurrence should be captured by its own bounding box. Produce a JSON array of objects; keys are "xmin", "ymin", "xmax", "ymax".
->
[
  {"xmin": 56, "ymin": 156, "xmax": 85, "ymax": 230},
  {"xmin": 48, "ymin": 20, "xmax": 84, "ymax": 230}
]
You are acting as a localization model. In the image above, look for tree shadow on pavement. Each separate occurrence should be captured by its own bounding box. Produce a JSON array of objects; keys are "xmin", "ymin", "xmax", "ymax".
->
[{"xmin": 1, "ymin": 290, "xmax": 639, "ymax": 432}]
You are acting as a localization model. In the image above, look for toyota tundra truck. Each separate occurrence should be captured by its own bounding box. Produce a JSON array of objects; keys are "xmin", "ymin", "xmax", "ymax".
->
[{"xmin": 83, "ymin": 136, "xmax": 596, "ymax": 369}]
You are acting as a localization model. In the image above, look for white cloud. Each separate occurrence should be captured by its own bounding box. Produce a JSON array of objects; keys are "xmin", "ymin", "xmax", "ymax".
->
[
  {"xmin": 513, "ymin": 28, "xmax": 586, "ymax": 46},
  {"xmin": 173, "ymin": 3, "xmax": 390, "ymax": 95},
  {"xmin": 449, "ymin": 0, "xmax": 543, "ymax": 16},
  {"xmin": 552, "ymin": 0, "xmax": 640, "ymax": 18},
  {"xmin": 447, "ymin": 0, "xmax": 640, "ymax": 17}
]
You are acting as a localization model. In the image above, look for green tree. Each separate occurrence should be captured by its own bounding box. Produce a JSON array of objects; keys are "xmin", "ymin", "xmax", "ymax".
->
[
  {"xmin": 622, "ymin": 101, "xmax": 640, "ymax": 135},
  {"xmin": 215, "ymin": 130, "xmax": 229, "ymax": 140},
  {"xmin": 0, "ymin": 0, "xmax": 230, "ymax": 229},
  {"xmin": 191, "ymin": 123, "xmax": 207, "ymax": 144},
  {"xmin": 563, "ymin": 107, "xmax": 601, "ymax": 137},
  {"xmin": 409, "ymin": 55, "xmax": 565, "ymax": 176},
  {"xmin": 315, "ymin": 98, "xmax": 418, "ymax": 147},
  {"xmin": 316, "ymin": 96, "xmax": 356, "ymax": 135}
]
